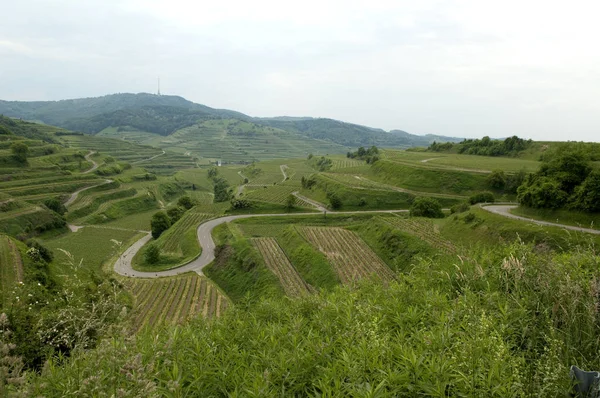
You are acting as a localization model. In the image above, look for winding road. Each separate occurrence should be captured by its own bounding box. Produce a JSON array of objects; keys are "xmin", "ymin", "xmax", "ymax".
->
[
  {"xmin": 112, "ymin": 203, "xmax": 600, "ymax": 279},
  {"xmin": 114, "ymin": 209, "xmax": 408, "ymax": 278},
  {"xmin": 82, "ymin": 151, "xmax": 99, "ymax": 174},
  {"xmin": 64, "ymin": 179, "xmax": 113, "ymax": 207},
  {"xmin": 481, "ymin": 205, "xmax": 600, "ymax": 235}
]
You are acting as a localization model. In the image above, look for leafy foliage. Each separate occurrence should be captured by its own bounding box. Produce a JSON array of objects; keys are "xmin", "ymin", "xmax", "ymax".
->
[
  {"xmin": 517, "ymin": 150, "xmax": 597, "ymax": 211},
  {"xmin": 409, "ymin": 197, "xmax": 444, "ymax": 218},
  {"xmin": 347, "ymin": 146, "xmax": 380, "ymax": 163},
  {"xmin": 150, "ymin": 211, "xmax": 171, "ymax": 239},
  {"xmin": 144, "ymin": 244, "xmax": 160, "ymax": 264},
  {"xmin": 468, "ymin": 191, "xmax": 495, "ymax": 205},
  {"xmin": 429, "ymin": 135, "xmax": 532, "ymax": 157}
]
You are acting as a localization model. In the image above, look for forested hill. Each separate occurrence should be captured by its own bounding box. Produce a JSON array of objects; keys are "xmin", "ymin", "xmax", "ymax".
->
[{"xmin": 0, "ymin": 93, "xmax": 462, "ymax": 147}]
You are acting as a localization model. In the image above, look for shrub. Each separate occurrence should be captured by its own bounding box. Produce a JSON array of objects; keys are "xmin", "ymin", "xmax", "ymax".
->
[
  {"xmin": 144, "ymin": 244, "xmax": 160, "ymax": 264},
  {"xmin": 327, "ymin": 192, "xmax": 342, "ymax": 210},
  {"xmin": 410, "ymin": 197, "xmax": 444, "ymax": 218},
  {"xmin": 151, "ymin": 211, "xmax": 171, "ymax": 239},
  {"xmin": 468, "ymin": 191, "xmax": 495, "ymax": 205},
  {"xmin": 450, "ymin": 202, "xmax": 470, "ymax": 214}
]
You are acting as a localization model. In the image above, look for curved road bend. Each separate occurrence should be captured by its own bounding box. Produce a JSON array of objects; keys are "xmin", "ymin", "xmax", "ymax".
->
[
  {"xmin": 82, "ymin": 151, "xmax": 99, "ymax": 174},
  {"xmin": 114, "ymin": 209, "xmax": 409, "ymax": 278},
  {"xmin": 482, "ymin": 205, "xmax": 600, "ymax": 235},
  {"xmin": 64, "ymin": 179, "xmax": 113, "ymax": 207}
]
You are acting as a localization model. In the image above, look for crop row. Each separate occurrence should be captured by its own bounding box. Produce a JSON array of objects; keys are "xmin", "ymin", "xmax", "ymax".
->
[
  {"xmin": 244, "ymin": 186, "xmax": 312, "ymax": 207},
  {"xmin": 331, "ymin": 158, "xmax": 365, "ymax": 170},
  {"xmin": 126, "ymin": 274, "xmax": 229, "ymax": 331},
  {"xmin": 0, "ymin": 236, "xmax": 23, "ymax": 295},
  {"xmin": 300, "ymin": 227, "xmax": 395, "ymax": 284},
  {"xmin": 160, "ymin": 212, "xmax": 214, "ymax": 254},
  {"xmin": 252, "ymin": 238, "xmax": 311, "ymax": 297},
  {"xmin": 383, "ymin": 216, "xmax": 457, "ymax": 254}
]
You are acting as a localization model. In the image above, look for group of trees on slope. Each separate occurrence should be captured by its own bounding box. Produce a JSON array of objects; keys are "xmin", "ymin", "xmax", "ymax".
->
[
  {"xmin": 517, "ymin": 150, "xmax": 600, "ymax": 211},
  {"xmin": 429, "ymin": 135, "xmax": 532, "ymax": 157}
]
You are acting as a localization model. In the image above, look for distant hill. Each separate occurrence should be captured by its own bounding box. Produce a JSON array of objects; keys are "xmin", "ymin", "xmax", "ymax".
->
[{"xmin": 0, "ymin": 93, "xmax": 463, "ymax": 148}]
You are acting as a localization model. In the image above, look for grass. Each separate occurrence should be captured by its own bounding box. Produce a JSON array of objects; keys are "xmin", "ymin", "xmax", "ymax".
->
[
  {"xmin": 159, "ymin": 119, "xmax": 349, "ymax": 163},
  {"xmin": 299, "ymin": 226, "xmax": 396, "ymax": 284},
  {"xmin": 132, "ymin": 211, "xmax": 215, "ymax": 272},
  {"xmin": 251, "ymin": 237, "xmax": 312, "ymax": 297},
  {"xmin": 368, "ymin": 159, "xmax": 493, "ymax": 196},
  {"xmin": 204, "ymin": 222, "xmax": 285, "ymax": 303},
  {"xmin": 510, "ymin": 206, "xmax": 600, "ymax": 230},
  {"xmin": 383, "ymin": 149, "xmax": 540, "ymax": 173},
  {"xmin": 44, "ymin": 227, "xmax": 142, "ymax": 273},
  {"xmin": 122, "ymin": 273, "xmax": 229, "ymax": 331},
  {"xmin": 0, "ymin": 234, "xmax": 23, "ymax": 299}
]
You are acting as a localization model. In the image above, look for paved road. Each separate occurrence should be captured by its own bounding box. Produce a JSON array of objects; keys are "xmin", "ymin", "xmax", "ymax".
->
[
  {"xmin": 114, "ymin": 209, "xmax": 409, "ymax": 278},
  {"xmin": 482, "ymin": 205, "xmax": 600, "ymax": 235},
  {"xmin": 64, "ymin": 179, "xmax": 113, "ymax": 207},
  {"xmin": 82, "ymin": 151, "xmax": 99, "ymax": 174}
]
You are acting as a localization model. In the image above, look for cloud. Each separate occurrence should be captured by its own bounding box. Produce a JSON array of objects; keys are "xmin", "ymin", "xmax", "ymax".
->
[{"xmin": 1, "ymin": 0, "xmax": 599, "ymax": 141}]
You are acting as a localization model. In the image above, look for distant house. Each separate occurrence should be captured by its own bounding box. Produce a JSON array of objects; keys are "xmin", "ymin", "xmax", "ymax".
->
[{"xmin": 217, "ymin": 160, "xmax": 222, "ymax": 167}]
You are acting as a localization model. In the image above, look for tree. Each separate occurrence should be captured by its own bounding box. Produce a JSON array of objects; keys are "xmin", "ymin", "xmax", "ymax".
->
[
  {"xmin": 213, "ymin": 178, "xmax": 232, "ymax": 202},
  {"xmin": 145, "ymin": 244, "xmax": 160, "ymax": 264},
  {"xmin": 285, "ymin": 194, "xmax": 296, "ymax": 210},
  {"xmin": 177, "ymin": 195, "xmax": 194, "ymax": 210},
  {"xmin": 167, "ymin": 206, "xmax": 185, "ymax": 224},
  {"xmin": 571, "ymin": 170, "xmax": 600, "ymax": 212},
  {"xmin": 151, "ymin": 211, "xmax": 171, "ymax": 239},
  {"xmin": 42, "ymin": 198, "xmax": 67, "ymax": 216},
  {"xmin": 207, "ymin": 167, "xmax": 218, "ymax": 180},
  {"xmin": 538, "ymin": 151, "xmax": 591, "ymax": 194},
  {"xmin": 487, "ymin": 170, "xmax": 506, "ymax": 190},
  {"xmin": 410, "ymin": 197, "xmax": 444, "ymax": 218},
  {"xmin": 517, "ymin": 177, "xmax": 568, "ymax": 209},
  {"xmin": 468, "ymin": 191, "xmax": 495, "ymax": 205},
  {"xmin": 10, "ymin": 142, "xmax": 29, "ymax": 163},
  {"xmin": 327, "ymin": 192, "xmax": 342, "ymax": 210}
]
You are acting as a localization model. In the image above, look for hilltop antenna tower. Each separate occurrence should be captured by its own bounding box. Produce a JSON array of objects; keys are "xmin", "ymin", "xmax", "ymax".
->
[{"xmin": 157, "ymin": 77, "xmax": 161, "ymax": 96}]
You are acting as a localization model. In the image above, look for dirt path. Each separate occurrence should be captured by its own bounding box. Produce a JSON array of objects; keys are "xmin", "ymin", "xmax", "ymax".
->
[
  {"xmin": 481, "ymin": 205, "xmax": 600, "ymax": 235},
  {"xmin": 82, "ymin": 151, "xmax": 99, "ymax": 174},
  {"xmin": 64, "ymin": 179, "xmax": 113, "ymax": 207},
  {"xmin": 280, "ymin": 165, "xmax": 288, "ymax": 182},
  {"xmin": 292, "ymin": 192, "xmax": 328, "ymax": 212},
  {"xmin": 132, "ymin": 150, "xmax": 166, "ymax": 164}
]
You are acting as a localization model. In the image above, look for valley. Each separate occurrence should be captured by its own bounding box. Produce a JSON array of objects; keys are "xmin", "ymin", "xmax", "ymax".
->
[{"xmin": 1, "ymin": 108, "xmax": 599, "ymax": 396}]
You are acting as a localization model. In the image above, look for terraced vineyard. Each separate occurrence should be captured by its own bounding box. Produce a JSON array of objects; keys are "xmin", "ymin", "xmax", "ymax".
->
[
  {"xmin": 124, "ymin": 274, "xmax": 229, "ymax": 331},
  {"xmin": 382, "ymin": 215, "xmax": 457, "ymax": 254},
  {"xmin": 252, "ymin": 238, "xmax": 311, "ymax": 297},
  {"xmin": 244, "ymin": 185, "xmax": 313, "ymax": 207},
  {"xmin": 331, "ymin": 158, "xmax": 366, "ymax": 171},
  {"xmin": 300, "ymin": 227, "xmax": 395, "ymax": 284},
  {"xmin": 0, "ymin": 235, "xmax": 23, "ymax": 295},
  {"xmin": 159, "ymin": 212, "xmax": 215, "ymax": 256}
]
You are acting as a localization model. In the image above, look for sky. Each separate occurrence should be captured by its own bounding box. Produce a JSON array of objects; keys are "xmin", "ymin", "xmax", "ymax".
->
[{"xmin": 1, "ymin": 0, "xmax": 599, "ymax": 141}]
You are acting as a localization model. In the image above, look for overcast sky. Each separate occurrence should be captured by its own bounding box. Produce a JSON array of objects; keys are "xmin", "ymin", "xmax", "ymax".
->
[{"xmin": 1, "ymin": 0, "xmax": 599, "ymax": 141}]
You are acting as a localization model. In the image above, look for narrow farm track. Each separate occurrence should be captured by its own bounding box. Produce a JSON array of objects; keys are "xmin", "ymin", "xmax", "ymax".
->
[
  {"xmin": 482, "ymin": 205, "xmax": 600, "ymax": 235},
  {"xmin": 82, "ymin": 151, "xmax": 99, "ymax": 174},
  {"xmin": 131, "ymin": 150, "xmax": 165, "ymax": 164},
  {"xmin": 64, "ymin": 179, "xmax": 113, "ymax": 207},
  {"xmin": 113, "ymin": 204, "xmax": 600, "ymax": 280},
  {"xmin": 114, "ymin": 209, "xmax": 408, "ymax": 278},
  {"xmin": 280, "ymin": 164, "xmax": 288, "ymax": 182}
]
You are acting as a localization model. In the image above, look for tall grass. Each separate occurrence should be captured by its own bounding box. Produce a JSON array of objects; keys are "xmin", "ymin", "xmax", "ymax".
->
[{"xmin": 21, "ymin": 240, "xmax": 600, "ymax": 396}]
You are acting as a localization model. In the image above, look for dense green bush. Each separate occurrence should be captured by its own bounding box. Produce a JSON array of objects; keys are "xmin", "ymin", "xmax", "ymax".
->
[
  {"xmin": 20, "ymin": 241, "xmax": 600, "ymax": 396},
  {"xmin": 450, "ymin": 202, "xmax": 470, "ymax": 214},
  {"xmin": 150, "ymin": 211, "xmax": 171, "ymax": 239},
  {"xmin": 410, "ymin": 197, "xmax": 444, "ymax": 218},
  {"xmin": 468, "ymin": 191, "xmax": 495, "ymax": 205}
]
